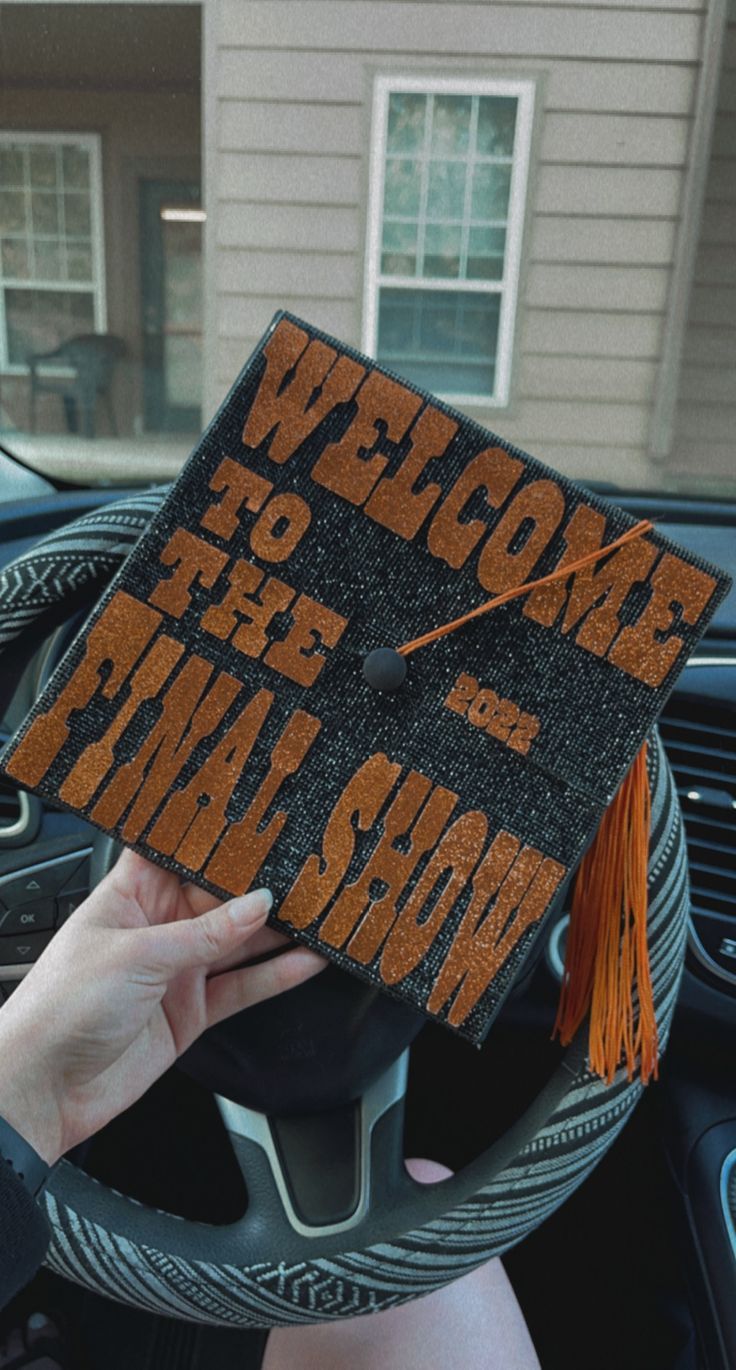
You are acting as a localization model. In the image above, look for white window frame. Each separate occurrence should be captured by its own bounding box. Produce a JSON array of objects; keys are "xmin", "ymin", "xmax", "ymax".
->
[
  {"xmin": 363, "ymin": 75, "xmax": 534, "ymax": 408},
  {"xmin": 0, "ymin": 130, "xmax": 106, "ymax": 374}
]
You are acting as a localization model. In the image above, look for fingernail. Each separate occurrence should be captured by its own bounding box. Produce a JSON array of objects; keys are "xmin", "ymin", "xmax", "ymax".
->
[{"xmin": 229, "ymin": 888, "xmax": 273, "ymax": 924}]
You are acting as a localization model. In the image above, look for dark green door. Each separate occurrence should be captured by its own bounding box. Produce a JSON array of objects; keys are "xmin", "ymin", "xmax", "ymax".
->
[{"xmin": 139, "ymin": 179, "xmax": 202, "ymax": 433}]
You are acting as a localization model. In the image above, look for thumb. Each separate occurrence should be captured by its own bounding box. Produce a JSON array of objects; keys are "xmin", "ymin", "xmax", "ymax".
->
[{"xmin": 141, "ymin": 888, "xmax": 274, "ymax": 975}]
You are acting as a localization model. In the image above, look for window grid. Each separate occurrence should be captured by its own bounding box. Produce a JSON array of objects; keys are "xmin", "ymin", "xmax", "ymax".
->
[
  {"xmin": 381, "ymin": 95, "xmax": 514, "ymax": 289},
  {"xmin": 1, "ymin": 143, "xmax": 95, "ymax": 288},
  {"xmin": 0, "ymin": 132, "xmax": 105, "ymax": 371},
  {"xmin": 364, "ymin": 77, "xmax": 535, "ymax": 407}
]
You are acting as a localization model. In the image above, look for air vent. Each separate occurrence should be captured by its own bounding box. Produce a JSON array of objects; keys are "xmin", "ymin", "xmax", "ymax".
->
[
  {"xmin": 0, "ymin": 775, "xmax": 31, "ymax": 840},
  {"xmin": 658, "ymin": 695, "xmax": 736, "ymax": 924}
]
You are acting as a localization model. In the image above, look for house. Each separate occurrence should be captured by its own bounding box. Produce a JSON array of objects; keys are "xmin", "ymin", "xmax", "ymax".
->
[{"xmin": 0, "ymin": 0, "xmax": 733, "ymax": 493}]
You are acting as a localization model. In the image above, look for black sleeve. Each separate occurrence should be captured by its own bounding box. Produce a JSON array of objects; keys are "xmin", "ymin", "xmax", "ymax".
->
[{"xmin": 0, "ymin": 1160, "xmax": 50, "ymax": 1311}]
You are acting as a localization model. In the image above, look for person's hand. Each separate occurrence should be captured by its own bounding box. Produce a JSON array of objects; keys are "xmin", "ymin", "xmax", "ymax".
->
[{"xmin": 0, "ymin": 849, "xmax": 326, "ymax": 1166}]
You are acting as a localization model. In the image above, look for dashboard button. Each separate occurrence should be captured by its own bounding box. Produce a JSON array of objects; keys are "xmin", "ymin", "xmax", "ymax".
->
[
  {"xmin": 0, "ymin": 852, "xmax": 90, "ymax": 909},
  {"xmin": 0, "ymin": 900, "xmax": 55, "ymax": 935},
  {"xmin": 59, "ymin": 855, "xmax": 91, "ymax": 894},
  {"xmin": 0, "ymin": 931, "xmax": 53, "ymax": 965},
  {"xmin": 56, "ymin": 889, "xmax": 89, "ymax": 925}
]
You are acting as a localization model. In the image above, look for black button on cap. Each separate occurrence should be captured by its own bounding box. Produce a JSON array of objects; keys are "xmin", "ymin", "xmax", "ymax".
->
[{"xmin": 363, "ymin": 647, "xmax": 407, "ymax": 693}]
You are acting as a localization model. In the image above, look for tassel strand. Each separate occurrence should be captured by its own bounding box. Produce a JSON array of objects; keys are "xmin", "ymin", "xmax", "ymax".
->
[{"xmin": 554, "ymin": 742, "xmax": 658, "ymax": 1084}]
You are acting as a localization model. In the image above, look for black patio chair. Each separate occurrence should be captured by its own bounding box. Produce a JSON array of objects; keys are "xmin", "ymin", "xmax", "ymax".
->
[{"xmin": 28, "ymin": 333, "xmax": 127, "ymax": 439}]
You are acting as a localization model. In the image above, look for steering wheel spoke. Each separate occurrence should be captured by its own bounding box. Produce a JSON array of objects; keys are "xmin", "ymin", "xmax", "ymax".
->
[{"xmin": 216, "ymin": 1050, "xmax": 409, "ymax": 1239}]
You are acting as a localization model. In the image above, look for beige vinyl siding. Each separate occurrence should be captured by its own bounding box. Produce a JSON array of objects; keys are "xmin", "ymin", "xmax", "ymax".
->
[
  {"xmin": 672, "ymin": 5, "xmax": 736, "ymax": 482},
  {"xmin": 206, "ymin": 0, "xmax": 707, "ymax": 486},
  {"xmin": 219, "ymin": 1, "xmax": 702, "ymax": 58},
  {"xmin": 218, "ymin": 52, "xmax": 699, "ymax": 116}
]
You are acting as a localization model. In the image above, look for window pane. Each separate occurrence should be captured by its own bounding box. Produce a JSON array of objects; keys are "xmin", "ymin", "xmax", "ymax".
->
[
  {"xmin": 424, "ymin": 222, "xmax": 462, "ymax": 278},
  {"xmin": 34, "ymin": 240, "xmax": 63, "ymax": 280},
  {"xmin": 383, "ymin": 158, "xmax": 421, "ymax": 217},
  {"xmin": 66, "ymin": 243, "xmax": 93, "ymax": 282},
  {"xmin": 477, "ymin": 97, "xmax": 517, "ymax": 157},
  {"xmin": 29, "ymin": 147, "xmax": 58, "ymax": 189},
  {"xmin": 63, "ymin": 192, "xmax": 91, "ymax": 236},
  {"xmin": 0, "ymin": 147, "xmax": 24, "ymax": 187},
  {"xmin": 471, "ymin": 163, "xmax": 511, "ymax": 220},
  {"xmin": 162, "ymin": 218, "xmax": 202, "ymax": 332},
  {"xmin": 430, "ymin": 95, "xmax": 472, "ymax": 156},
  {"xmin": 5, "ymin": 286, "xmax": 95, "ymax": 365},
  {"xmin": 467, "ymin": 226, "xmax": 506, "ymax": 280},
  {"xmin": 1, "ymin": 238, "xmax": 30, "ymax": 279},
  {"xmin": 387, "ymin": 93, "xmax": 426, "ymax": 154},
  {"xmin": 427, "ymin": 160, "xmax": 467, "ymax": 219},
  {"xmin": 0, "ymin": 190, "xmax": 26, "ymax": 234},
  {"xmin": 62, "ymin": 145, "xmax": 90, "ymax": 190},
  {"xmin": 31, "ymin": 190, "xmax": 59, "ymax": 234},
  {"xmin": 165, "ymin": 334, "xmax": 201, "ymax": 408},
  {"xmin": 382, "ymin": 220, "xmax": 418, "ymax": 275},
  {"xmin": 377, "ymin": 287, "xmax": 499, "ymax": 396}
]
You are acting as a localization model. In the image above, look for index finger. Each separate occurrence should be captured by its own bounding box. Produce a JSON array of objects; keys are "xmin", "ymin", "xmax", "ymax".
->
[{"xmin": 180, "ymin": 880, "xmax": 288, "ymax": 971}]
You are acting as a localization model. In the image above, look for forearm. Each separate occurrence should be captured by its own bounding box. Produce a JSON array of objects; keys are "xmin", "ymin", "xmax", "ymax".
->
[{"xmin": 0, "ymin": 1003, "xmax": 65, "ymax": 1166}]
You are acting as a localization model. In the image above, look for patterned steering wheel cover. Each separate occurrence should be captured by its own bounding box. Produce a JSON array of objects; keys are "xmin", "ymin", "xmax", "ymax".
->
[{"xmin": 0, "ymin": 494, "xmax": 688, "ymax": 1327}]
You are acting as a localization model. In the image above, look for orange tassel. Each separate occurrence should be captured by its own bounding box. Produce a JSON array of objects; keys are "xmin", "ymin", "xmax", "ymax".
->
[{"xmin": 553, "ymin": 741, "xmax": 658, "ymax": 1085}]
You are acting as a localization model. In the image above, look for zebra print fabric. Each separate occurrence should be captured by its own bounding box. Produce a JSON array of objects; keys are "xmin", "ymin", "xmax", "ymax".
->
[
  {"xmin": 0, "ymin": 497, "xmax": 688, "ymax": 1325},
  {"xmin": 0, "ymin": 492, "xmax": 164, "ymax": 652}
]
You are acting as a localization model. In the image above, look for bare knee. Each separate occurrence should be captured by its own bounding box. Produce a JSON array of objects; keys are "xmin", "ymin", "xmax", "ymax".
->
[
  {"xmin": 405, "ymin": 1156, "xmax": 453, "ymax": 1184},
  {"xmin": 263, "ymin": 1158, "xmax": 540, "ymax": 1370}
]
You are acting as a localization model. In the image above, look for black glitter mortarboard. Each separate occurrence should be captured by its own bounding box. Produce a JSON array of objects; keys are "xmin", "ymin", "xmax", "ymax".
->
[{"xmin": 2, "ymin": 314, "xmax": 730, "ymax": 1064}]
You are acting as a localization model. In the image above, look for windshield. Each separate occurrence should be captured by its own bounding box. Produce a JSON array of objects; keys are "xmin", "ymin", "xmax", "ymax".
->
[{"xmin": 0, "ymin": 1, "xmax": 733, "ymax": 499}]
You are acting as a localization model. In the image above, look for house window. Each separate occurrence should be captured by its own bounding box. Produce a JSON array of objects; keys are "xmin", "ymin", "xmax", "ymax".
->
[
  {"xmin": 364, "ymin": 78, "xmax": 534, "ymax": 406},
  {"xmin": 0, "ymin": 133, "xmax": 105, "ymax": 370}
]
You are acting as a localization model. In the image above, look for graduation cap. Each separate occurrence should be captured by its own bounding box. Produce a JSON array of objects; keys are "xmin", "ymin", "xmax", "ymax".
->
[{"xmin": 2, "ymin": 313, "xmax": 730, "ymax": 1083}]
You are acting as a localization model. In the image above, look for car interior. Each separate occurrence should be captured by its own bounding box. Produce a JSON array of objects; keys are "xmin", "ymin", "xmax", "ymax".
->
[
  {"xmin": 0, "ymin": 456, "xmax": 733, "ymax": 1370},
  {"xmin": 0, "ymin": 2, "xmax": 735, "ymax": 1367}
]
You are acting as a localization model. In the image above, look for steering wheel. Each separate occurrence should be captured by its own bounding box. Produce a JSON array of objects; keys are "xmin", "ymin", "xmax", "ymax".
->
[{"xmin": 0, "ymin": 493, "xmax": 689, "ymax": 1328}]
